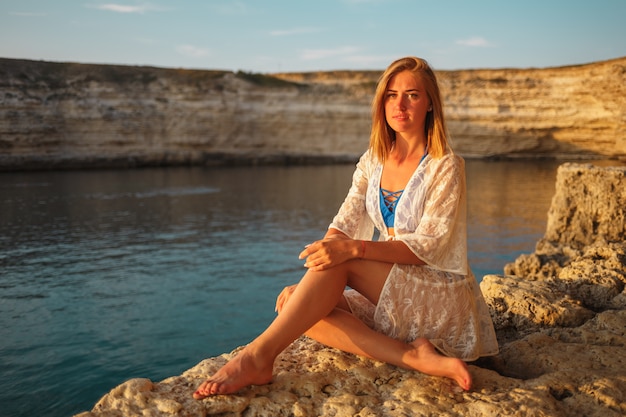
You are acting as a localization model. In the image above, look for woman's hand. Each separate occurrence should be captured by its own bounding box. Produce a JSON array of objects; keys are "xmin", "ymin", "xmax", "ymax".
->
[
  {"xmin": 299, "ymin": 237, "xmax": 359, "ymax": 271},
  {"xmin": 275, "ymin": 284, "xmax": 297, "ymax": 313}
]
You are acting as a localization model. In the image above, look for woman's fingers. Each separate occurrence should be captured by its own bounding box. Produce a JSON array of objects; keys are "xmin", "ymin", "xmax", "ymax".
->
[
  {"xmin": 275, "ymin": 285, "xmax": 296, "ymax": 312},
  {"xmin": 300, "ymin": 239, "xmax": 351, "ymax": 270},
  {"xmin": 300, "ymin": 241, "xmax": 323, "ymax": 267},
  {"xmin": 298, "ymin": 243, "xmax": 313, "ymax": 260}
]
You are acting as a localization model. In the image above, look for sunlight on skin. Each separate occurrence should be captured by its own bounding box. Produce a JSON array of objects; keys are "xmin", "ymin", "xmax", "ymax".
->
[{"xmin": 192, "ymin": 337, "xmax": 471, "ymax": 399}]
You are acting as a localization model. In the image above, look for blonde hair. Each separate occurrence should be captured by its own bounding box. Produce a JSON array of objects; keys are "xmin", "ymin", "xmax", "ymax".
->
[{"xmin": 369, "ymin": 57, "xmax": 451, "ymax": 162}]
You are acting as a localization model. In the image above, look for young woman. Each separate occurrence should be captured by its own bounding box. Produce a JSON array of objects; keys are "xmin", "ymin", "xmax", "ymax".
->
[{"xmin": 193, "ymin": 57, "xmax": 498, "ymax": 399}]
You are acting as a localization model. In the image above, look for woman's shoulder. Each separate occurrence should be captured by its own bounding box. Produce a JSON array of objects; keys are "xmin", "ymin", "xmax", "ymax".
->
[
  {"xmin": 356, "ymin": 148, "xmax": 381, "ymax": 171},
  {"xmin": 359, "ymin": 148, "xmax": 377, "ymax": 162},
  {"xmin": 428, "ymin": 150, "xmax": 464, "ymax": 171}
]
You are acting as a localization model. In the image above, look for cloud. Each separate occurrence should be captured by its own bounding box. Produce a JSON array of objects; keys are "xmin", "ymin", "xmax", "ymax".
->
[
  {"xmin": 88, "ymin": 3, "xmax": 167, "ymax": 14},
  {"xmin": 176, "ymin": 44, "xmax": 211, "ymax": 58},
  {"xmin": 342, "ymin": 54, "xmax": 393, "ymax": 66},
  {"xmin": 300, "ymin": 46, "xmax": 361, "ymax": 61},
  {"xmin": 270, "ymin": 27, "xmax": 325, "ymax": 37},
  {"xmin": 455, "ymin": 36, "xmax": 493, "ymax": 47}
]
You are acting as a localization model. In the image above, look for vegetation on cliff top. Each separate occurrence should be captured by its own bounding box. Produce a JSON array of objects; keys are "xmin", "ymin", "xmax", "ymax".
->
[{"xmin": 0, "ymin": 58, "xmax": 303, "ymax": 89}]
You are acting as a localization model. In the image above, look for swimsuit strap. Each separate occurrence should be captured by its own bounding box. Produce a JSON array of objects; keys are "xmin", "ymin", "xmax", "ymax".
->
[{"xmin": 380, "ymin": 188, "xmax": 404, "ymax": 213}]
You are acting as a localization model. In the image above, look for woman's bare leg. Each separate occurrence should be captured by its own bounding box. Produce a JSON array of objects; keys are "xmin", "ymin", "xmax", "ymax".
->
[
  {"xmin": 193, "ymin": 260, "xmax": 471, "ymax": 399},
  {"xmin": 274, "ymin": 260, "xmax": 472, "ymax": 390},
  {"xmin": 301, "ymin": 306, "xmax": 472, "ymax": 390},
  {"xmin": 193, "ymin": 263, "xmax": 354, "ymax": 398}
]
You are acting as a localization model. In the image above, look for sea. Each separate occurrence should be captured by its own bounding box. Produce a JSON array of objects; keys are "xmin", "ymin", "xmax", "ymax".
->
[{"xmin": 0, "ymin": 158, "xmax": 618, "ymax": 416}]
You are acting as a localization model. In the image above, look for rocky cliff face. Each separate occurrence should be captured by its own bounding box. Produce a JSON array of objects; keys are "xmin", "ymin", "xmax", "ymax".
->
[
  {"xmin": 76, "ymin": 163, "xmax": 626, "ymax": 417},
  {"xmin": 1, "ymin": 57, "xmax": 625, "ymax": 170}
]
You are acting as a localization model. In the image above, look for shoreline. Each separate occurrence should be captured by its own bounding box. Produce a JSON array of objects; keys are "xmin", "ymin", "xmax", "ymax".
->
[{"xmin": 1, "ymin": 150, "xmax": 624, "ymax": 173}]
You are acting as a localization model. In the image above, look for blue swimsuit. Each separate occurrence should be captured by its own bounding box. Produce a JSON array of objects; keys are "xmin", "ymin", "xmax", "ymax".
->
[
  {"xmin": 380, "ymin": 151, "xmax": 428, "ymax": 227},
  {"xmin": 380, "ymin": 188, "xmax": 403, "ymax": 227}
]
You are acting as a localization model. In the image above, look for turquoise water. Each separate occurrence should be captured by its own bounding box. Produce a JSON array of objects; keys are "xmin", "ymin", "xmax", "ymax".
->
[{"xmin": 0, "ymin": 160, "xmax": 567, "ymax": 416}]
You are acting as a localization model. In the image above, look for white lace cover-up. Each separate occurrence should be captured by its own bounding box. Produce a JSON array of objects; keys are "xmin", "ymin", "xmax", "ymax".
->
[{"xmin": 329, "ymin": 150, "xmax": 499, "ymax": 361}]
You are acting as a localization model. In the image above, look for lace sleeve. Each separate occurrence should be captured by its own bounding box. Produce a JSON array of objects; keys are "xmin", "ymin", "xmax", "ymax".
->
[
  {"xmin": 395, "ymin": 154, "xmax": 468, "ymax": 274},
  {"xmin": 329, "ymin": 151, "xmax": 375, "ymax": 240}
]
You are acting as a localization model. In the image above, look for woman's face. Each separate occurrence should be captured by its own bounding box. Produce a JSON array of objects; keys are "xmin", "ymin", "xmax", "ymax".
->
[{"xmin": 384, "ymin": 70, "xmax": 431, "ymax": 138}]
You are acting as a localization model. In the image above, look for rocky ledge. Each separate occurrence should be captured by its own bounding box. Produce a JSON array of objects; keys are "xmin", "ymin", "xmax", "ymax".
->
[
  {"xmin": 76, "ymin": 163, "xmax": 625, "ymax": 417},
  {"xmin": 1, "ymin": 57, "xmax": 625, "ymax": 171}
]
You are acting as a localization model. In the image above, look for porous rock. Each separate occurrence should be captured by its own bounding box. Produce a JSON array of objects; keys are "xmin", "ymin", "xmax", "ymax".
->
[{"xmin": 545, "ymin": 163, "xmax": 626, "ymax": 248}]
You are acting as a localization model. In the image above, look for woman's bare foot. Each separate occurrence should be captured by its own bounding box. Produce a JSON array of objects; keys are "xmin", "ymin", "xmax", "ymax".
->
[
  {"xmin": 406, "ymin": 338, "xmax": 472, "ymax": 391},
  {"xmin": 192, "ymin": 346, "xmax": 274, "ymax": 399}
]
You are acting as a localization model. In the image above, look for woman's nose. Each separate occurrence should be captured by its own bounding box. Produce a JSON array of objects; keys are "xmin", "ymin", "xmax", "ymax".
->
[{"xmin": 395, "ymin": 96, "xmax": 407, "ymax": 110}]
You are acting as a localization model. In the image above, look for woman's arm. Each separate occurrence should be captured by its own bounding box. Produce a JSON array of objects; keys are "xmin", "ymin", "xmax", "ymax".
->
[
  {"xmin": 328, "ymin": 152, "xmax": 374, "ymax": 241},
  {"xmin": 300, "ymin": 228, "xmax": 424, "ymax": 271}
]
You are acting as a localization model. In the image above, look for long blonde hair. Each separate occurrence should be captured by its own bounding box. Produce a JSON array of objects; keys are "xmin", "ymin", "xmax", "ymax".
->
[{"xmin": 369, "ymin": 57, "xmax": 451, "ymax": 162}]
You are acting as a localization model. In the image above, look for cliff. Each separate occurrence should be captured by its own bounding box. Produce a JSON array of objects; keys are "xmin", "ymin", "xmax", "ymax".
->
[
  {"xmin": 1, "ymin": 57, "xmax": 625, "ymax": 171},
  {"xmin": 76, "ymin": 163, "xmax": 626, "ymax": 416}
]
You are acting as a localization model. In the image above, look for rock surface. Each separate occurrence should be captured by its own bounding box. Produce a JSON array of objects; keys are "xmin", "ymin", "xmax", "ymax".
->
[
  {"xmin": 1, "ymin": 57, "xmax": 625, "ymax": 170},
  {"xmin": 76, "ymin": 163, "xmax": 626, "ymax": 416}
]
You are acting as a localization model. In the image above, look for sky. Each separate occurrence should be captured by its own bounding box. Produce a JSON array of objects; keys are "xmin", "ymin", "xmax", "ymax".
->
[{"xmin": 1, "ymin": 0, "xmax": 625, "ymax": 73}]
